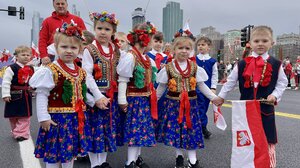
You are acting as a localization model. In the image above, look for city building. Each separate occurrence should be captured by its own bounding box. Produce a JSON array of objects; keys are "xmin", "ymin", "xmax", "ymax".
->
[
  {"xmin": 273, "ymin": 33, "xmax": 300, "ymax": 61},
  {"xmin": 223, "ymin": 29, "xmax": 243, "ymax": 62},
  {"xmin": 71, "ymin": 4, "xmax": 80, "ymax": 17},
  {"xmin": 198, "ymin": 26, "xmax": 223, "ymax": 58},
  {"xmin": 132, "ymin": 7, "xmax": 145, "ymax": 28},
  {"xmin": 31, "ymin": 11, "xmax": 43, "ymax": 46},
  {"xmin": 163, "ymin": 1, "xmax": 183, "ymax": 42}
]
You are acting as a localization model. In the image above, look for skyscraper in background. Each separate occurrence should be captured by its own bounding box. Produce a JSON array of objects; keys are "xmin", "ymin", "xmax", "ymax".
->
[
  {"xmin": 132, "ymin": 7, "xmax": 145, "ymax": 28},
  {"xmin": 31, "ymin": 11, "xmax": 43, "ymax": 45},
  {"xmin": 72, "ymin": 4, "xmax": 80, "ymax": 17},
  {"xmin": 163, "ymin": 1, "xmax": 183, "ymax": 42}
]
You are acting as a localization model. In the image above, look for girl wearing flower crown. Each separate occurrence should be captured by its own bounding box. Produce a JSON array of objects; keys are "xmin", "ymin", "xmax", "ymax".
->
[
  {"xmin": 82, "ymin": 11, "xmax": 122, "ymax": 168},
  {"xmin": 29, "ymin": 22, "xmax": 90, "ymax": 168},
  {"xmin": 2, "ymin": 46, "xmax": 34, "ymax": 142},
  {"xmin": 117, "ymin": 22, "xmax": 158, "ymax": 168},
  {"xmin": 156, "ymin": 33, "xmax": 219, "ymax": 168}
]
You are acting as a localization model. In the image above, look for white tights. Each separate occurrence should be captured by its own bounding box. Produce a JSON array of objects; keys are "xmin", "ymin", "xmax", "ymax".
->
[{"xmin": 45, "ymin": 159, "xmax": 74, "ymax": 168}]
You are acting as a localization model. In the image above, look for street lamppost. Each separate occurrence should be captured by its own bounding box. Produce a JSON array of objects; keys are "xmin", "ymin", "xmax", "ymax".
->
[{"xmin": 0, "ymin": 6, "xmax": 25, "ymax": 20}]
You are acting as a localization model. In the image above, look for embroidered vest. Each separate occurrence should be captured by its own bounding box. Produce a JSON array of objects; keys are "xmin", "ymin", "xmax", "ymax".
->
[
  {"xmin": 86, "ymin": 43, "xmax": 120, "ymax": 90},
  {"xmin": 127, "ymin": 51, "xmax": 153, "ymax": 97},
  {"xmin": 166, "ymin": 61, "xmax": 197, "ymax": 100},
  {"xmin": 47, "ymin": 63, "xmax": 86, "ymax": 113}
]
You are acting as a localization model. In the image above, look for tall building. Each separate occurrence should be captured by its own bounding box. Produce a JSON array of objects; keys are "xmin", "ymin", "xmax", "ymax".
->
[
  {"xmin": 31, "ymin": 11, "xmax": 43, "ymax": 46},
  {"xmin": 132, "ymin": 8, "xmax": 145, "ymax": 28},
  {"xmin": 273, "ymin": 33, "xmax": 300, "ymax": 61},
  {"xmin": 72, "ymin": 4, "xmax": 80, "ymax": 17},
  {"xmin": 198, "ymin": 26, "xmax": 223, "ymax": 57},
  {"xmin": 223, "ymin": 30, "xmax": 243, "ymax": 62},
  {"xmin": 163, "ymin": 1, "xmax": 183, "ymax": 42}
]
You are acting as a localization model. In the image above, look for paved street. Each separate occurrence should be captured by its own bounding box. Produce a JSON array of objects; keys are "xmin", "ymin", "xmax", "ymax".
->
[{"xmin": 0, "ymin": 87, "xmax": 299, "ymax": 168}]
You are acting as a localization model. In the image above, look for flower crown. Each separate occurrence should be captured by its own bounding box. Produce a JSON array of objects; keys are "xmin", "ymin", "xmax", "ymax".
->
[
  {"xmin": 56, "ymin": 20, "xmax": 84, "ymax": 41},
  {"xmin": 127, "ymin": 22, "xmax": 157, "ymax": 47},
  {"xmin": 174, "ymin": 29, "xmax": 196, "ymax": 41},
  {"xmin": 89, "ymin": 11, "xmax": 119, "ymax": 26}
]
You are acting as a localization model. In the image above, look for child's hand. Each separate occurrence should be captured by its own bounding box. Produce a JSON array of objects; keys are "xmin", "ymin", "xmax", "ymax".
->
[
  {"xmin": 40, "ymin": 120, "xmax": 57, "ymax": 131},
  {"xmin": 119, "ymin": 104, "xmax": 128, "ymax": 113},
  {"xmin": 95, "ymin": 97, "xmax": 110, "ymax": 110},
  {"xmin": 211, "ymin": 89, "xmax": 216, "ymax": 94},
  {"xmin": 3, "ymin": 97, "xmax": 11, "ymax": 102},
  {"xmin": 212, "ymin": 96, "xmax": 224, "ymax": 106},
  {"xmin": 267, "ymin": 95, "xmax": 277, "ymax": 104}
]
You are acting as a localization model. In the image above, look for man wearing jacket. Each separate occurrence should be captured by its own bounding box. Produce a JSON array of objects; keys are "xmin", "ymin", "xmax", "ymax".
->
[{"xmin": 38, "ymin": 0, "xmax": 86, "ymax": 65}]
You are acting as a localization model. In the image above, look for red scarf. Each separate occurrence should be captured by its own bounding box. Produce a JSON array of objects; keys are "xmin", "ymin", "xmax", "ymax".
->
[{"xmin": 155, "ymin": 53, "xmax": 164, "ymax": 69}]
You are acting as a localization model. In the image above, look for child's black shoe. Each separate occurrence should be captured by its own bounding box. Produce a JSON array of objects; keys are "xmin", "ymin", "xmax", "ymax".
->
[
  {"xmin": 202, "ymin": 127, "xmax": 212, "ymax": 139},
  {"xmin": 187, "ymin": 160, "xmax": 202, "ymax": 168},
  {"xmin": 100, "ymin": 162, "xmax": 112, "ymax": 168},
  {"xmin": 125, "ymin": 161, "xmax": 137, "ymax": 168},
  {"xmin": 136, "ymin": 156, "xmax": 150, "ymax": 168},
  {"xmin": 175, "ymin": 155, "xmax": 185, "ymax": 168}
]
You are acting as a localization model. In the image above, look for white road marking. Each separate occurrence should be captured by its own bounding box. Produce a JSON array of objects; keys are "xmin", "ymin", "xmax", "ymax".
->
[{"xmin": 19, "ymin": 136, "xmax": 42, "ymax": 168}]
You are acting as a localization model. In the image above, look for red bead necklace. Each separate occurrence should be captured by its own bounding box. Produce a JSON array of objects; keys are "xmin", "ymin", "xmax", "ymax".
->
[
  {"xmin": 96, "ymin": 40, "xmax": 113, "ymax": 58},
  {"xmin": 174, "ymin": 59, "xmax": 191, "ymax": 78},
  {"xmin": 132, "ymin": 46, "xmax": 151, "ymax": 68},
  {"xmin": 57, "ymin": 58, "xmax": 79, "ymax": 77}
]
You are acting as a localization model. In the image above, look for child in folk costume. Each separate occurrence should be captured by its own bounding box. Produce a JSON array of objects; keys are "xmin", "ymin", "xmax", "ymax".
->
[
  {"xmin": 29, "ymin": 22, "xmax": 89, "ymax": 168},
  {"xmin": 115, "ymin": 32, "xmax": 130, "ymax": 55},
  {"xmin": 82, "ymin": 11, "xmax": 122, "ymax": 168},
  {"xmin": 215, "ymin": 26, "xmax": 288, "ymax": 168},
  {"xmin": 194, "ymin": 37, "xmax": 218, "ymax": 139},
  {"xmin": 117, "ymin": 22, "xmax": 158, "ymax": 168},
  {"xmin": 156, "ymin": 33, "xmax": 219, "ymax": 168},
  {"xmin": 2, "ymin": 46, "xmax": 34, "ymax": 141},
  {"xmin": 146, "ymin": 31, "xmax": 168, "ymax": 73}
]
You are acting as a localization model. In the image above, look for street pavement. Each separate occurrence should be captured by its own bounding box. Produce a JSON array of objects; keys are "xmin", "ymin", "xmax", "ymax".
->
[{"xmin": 0, "ymin": 87, "xmax": 299, "ymax": 168}]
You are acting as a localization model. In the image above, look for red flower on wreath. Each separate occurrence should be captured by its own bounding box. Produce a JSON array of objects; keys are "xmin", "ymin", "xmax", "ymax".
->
[
  {"xmin": 65, "ymin": 26, "xmax": 78, "ymax": 36},
  {"xmin": 127, "ymin": 34, "xmax": 134, "ymax": 45},
  {"xmin": 139, "ymin": 33, "xmax": 150, "ymax": 47}
]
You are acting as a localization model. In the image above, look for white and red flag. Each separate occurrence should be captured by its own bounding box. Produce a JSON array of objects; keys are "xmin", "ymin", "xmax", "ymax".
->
[
  {"xmin": 212, "ymin": 104, "xmax": 227, "ymax": 130},
  {"xmin": 31, "ymin": 42, "xmax": 40, "ymax": 58},
  {"xmin": 231, "ymin": 100, "xmax": 270, "ymax": 168}
]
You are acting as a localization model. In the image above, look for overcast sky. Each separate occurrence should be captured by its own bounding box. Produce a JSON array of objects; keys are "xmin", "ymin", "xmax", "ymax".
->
[{"xmin": 1, "ymin": 0, "xmax": 300, "ymax": 52}]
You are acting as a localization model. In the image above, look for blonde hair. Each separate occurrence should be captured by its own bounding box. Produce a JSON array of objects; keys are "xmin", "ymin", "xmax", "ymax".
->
[
  {"xmin": 251, "ymin": 25, "xmax": 273, "ymax": 40},
  {"xmin": 14, "ymin": 45, "xmax": 32, "ymax": 56},
  {"xmin": 115, "ymin": 32, "xmax": 127, "ymax": 41},
  {"xmin": 54, "ymin": 32, "xmax": 83, "ymax": 53},
  {"xmin": 172, "ymin": 36, "xmax": 194, "ymax": 52}
]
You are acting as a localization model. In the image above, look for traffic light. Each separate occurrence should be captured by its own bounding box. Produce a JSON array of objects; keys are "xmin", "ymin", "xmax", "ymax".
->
[
  {"xmin": 241, "ymin": 28, "xmax": 247, "ymax": 47},
  {"xmin": 19, "ymin": 6, "xmax": 24, "ymax": 20},
  {"xmin": 8, "ymin": 6, "xmax": 17, "ymax": 16}
]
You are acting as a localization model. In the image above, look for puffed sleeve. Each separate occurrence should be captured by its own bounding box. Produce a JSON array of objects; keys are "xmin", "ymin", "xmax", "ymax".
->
[
  {"xmin": 117, "ymin": 52, "xmax": 135, "ymax": 78},
  {"xmin": 196, "ymin": 66, "xmax": 208, "ymax": 82},
  {"xmin": 29, "ymin": 66, "xmax": 55, "ymax": 122},
  {"xmin": 156, "ymin": 67, "xmax": 168, "ymax": 84},
  {"xmin": 82, "ymin": 48, "xmax": 105, "ymax": 102},
  {"xmin": 1, "ymin": 67, "xmax": 14, "ymax": 98}
]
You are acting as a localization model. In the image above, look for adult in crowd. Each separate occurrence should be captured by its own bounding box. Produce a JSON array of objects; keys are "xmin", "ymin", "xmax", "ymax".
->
[
  {"xmin": 218, "ymin": 60, "xmax": 226, "ymax": 83},
  {"xmin": 295, "ymin": 56, "xmax": 300, "ymax": 90},
  {"xmin": 38, "ymin": 0, "xmax": 86, "ymax": 65},
  {"xmin": 283, "ymin": 57, "xmax": 292, "ymax": 89}
]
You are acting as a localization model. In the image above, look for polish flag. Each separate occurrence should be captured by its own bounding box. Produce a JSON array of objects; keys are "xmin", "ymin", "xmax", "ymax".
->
[
  {"xmin": 212, "ymin": 104, "xmax": 227, "ymax": 130},
  {"xmin": 31, "ymin": 42, "xmax": 40, "ymax": 58},
  {"xmin": 231, "ymin": 100, "xmax": 270, "ymax": 168}
]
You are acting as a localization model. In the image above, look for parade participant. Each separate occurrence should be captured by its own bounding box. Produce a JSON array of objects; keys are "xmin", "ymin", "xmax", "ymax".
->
[
  {"xmin": 115, "ymin": 32, "xmax": 129, "ymax": 54},
  {"xmin": 82, "ymin": 11, "xmax": 121, "ymax": 168},
  {"xmin": 39, "ymin": 0, "xmax": 86, "ymax": 65},
  {"xmin": 295, "ymin": 56, "xmax": 300, "ymax": 90},
  {"xmin": 117, "ymin": 22, "xmax": 157, "ymax": 168},
  {"xmin": 163, "ymin": 42, "xmax": 173, "ymax": 62},
  {"xmin": 30, "ymin": 22, "xmax": 90, "ymax": 168},
  {"xmin": 2, "ymin": 46, "xmax": 34, "ymax": 141},
  {"xmin": 215, "ymin": 26, "xmax": 288, "ymax": 168},
  {"xmin": 156, "ymin": 33, "xmax": 219, "ymax": 168},
  {"xmin": 194, "ymin": 36, "xmax": 218, "ymax": 139},
  {"xmin": 146, "ymin": 31, "xmax": 168, "ymax": 72}
]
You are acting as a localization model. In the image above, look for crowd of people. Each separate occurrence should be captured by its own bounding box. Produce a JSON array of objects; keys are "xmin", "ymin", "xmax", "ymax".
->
[{"xmin": 1, "ymin": 0, "xmax": 289, "ymax": 168}]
